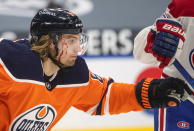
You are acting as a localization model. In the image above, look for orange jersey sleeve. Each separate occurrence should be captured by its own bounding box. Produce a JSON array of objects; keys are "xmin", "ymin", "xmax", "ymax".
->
[{"xmin": 73, "ymin": 72, "xmax": 144, "ymax": 115}]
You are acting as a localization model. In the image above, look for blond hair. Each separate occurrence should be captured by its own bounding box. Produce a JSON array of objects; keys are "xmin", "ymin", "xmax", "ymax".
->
[{"xmin": 31, "ymin": 35, "xmax": 53, "ymax": 60}]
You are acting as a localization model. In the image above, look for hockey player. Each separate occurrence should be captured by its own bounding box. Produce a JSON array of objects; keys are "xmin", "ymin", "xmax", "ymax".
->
[
  {"xmin": 133, "ymin": 0, "xmax": 194, "ymax": 130},
  {"xmin": 0, "ymin": 8, "xmax": 189, "ymax": 131}
]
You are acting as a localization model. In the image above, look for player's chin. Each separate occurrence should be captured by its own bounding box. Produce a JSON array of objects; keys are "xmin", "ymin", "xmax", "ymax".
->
[
  {"xmin": 60, "ymin": 59, "xmax": 76, "ymax": 67},
  {"xmin": 68, "ymin": 61, "xmax": 76, "ymax": 66},
  {"xmin": 62, "ymin": 61, "xmax": 75, "ymax": 67},
  {"xmin": 68, "ymin": 58, "xmax": 77, "ymax": 66}
]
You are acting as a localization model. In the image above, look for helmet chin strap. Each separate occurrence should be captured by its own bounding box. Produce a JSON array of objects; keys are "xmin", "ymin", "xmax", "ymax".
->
[{"xmin": 48, "ymin": 53, "xmax": 64, "ymax": 69}]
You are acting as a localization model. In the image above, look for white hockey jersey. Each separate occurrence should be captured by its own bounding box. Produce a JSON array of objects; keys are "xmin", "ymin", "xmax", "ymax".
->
[{"xmin": 133, "ymin": 0, "xmax": 194, "ymax": 93}]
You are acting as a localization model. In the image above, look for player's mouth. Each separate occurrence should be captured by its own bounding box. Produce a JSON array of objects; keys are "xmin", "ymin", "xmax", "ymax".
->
[{"xmin": 71, "ymin": 55, "xmax": 77, "ymax": 60}]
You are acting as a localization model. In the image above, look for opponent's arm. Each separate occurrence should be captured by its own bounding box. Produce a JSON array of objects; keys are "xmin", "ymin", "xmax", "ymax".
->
[
  {"xmin": 134, "ymin": 7, "xmax": 185, "ymax": 68},
  {"xmin": 144, "ymin": 18, "xmax": 185, "ymax": 68},
  {"xmin": 133, "ymin": 26, "xmax": 159, "ymax": 65}
]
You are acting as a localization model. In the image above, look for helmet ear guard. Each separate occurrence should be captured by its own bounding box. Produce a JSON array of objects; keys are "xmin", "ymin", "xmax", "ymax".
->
[{"xmin": 49, "ymin": 33, "xmax": 61, "ymax": 45}]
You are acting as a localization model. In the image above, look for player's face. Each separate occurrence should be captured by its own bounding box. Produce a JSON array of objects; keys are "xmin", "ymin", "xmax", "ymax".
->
[{"xmin": 56, "ymin": 34, "xmax": 81, "ymax": 67}]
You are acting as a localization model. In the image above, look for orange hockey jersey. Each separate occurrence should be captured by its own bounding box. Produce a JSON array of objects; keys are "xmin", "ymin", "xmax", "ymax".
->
[{"xmin": 0, "ymin": 39, "xmax": 144, "ymax": 131}]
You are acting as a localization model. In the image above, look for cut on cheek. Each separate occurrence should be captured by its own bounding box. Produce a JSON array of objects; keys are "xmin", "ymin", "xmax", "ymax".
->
[
  {"xmin": 57, "ymin": 44, "xmax": 68, "ymax": 60},
  {"xmin": 58, "ymin": 50, "xmax": 64, "ymax": 60}
]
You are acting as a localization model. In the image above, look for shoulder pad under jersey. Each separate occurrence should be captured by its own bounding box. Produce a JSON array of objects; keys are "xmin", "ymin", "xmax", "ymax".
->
[
  {"xmin": 0, "ymin": 39, "xmax": 31, "ymax": 58},
  {"xmin": 52, "ymin": 56, "xmax": 89, "ymax": 86},
  {"xmin": 168, "ymin": 0, "xmax": 194, "ymax": 18},
  {"xmin": 0, "ymin": 39, "xmax": 44, "ymax": 82}
]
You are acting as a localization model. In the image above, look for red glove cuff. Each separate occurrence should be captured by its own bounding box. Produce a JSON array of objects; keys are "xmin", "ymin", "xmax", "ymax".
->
[
  {"xmin": 156, "ymin": 21, "xmax": 185, "ymax": 42},
  {"xmin": 145, "ymin": 30, "xmax": 155, "ymax": 53}
]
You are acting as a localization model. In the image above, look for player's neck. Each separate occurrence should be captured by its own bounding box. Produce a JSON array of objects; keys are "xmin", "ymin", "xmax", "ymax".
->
[{"xmin": 42, "ymin": 58, "xmax": 60, "ymax": 76}]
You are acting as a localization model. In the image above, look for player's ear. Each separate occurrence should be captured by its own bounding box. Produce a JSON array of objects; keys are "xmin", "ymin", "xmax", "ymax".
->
[{"xmin": 49, "ymin": 43, "xmax": 55, "ymax": 48}]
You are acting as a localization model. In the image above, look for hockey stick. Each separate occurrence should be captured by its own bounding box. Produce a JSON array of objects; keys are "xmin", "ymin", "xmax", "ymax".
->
[{"xmin": 173, "ymin": 59, "xmax": 194, "ymax": 103}]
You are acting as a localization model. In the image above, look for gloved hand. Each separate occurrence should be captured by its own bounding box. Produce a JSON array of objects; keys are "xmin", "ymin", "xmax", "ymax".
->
[
  {"xmin": 135, "ymin": 77, "xmax": 188, "ymax": 109},
  {"xmin": 145, "ymin": 18, "xmax": 185, "ymax": 68}
]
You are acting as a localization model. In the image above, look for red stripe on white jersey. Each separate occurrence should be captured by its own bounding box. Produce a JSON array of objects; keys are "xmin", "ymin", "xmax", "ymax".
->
[
  {"xmin": 158, "ymin": 73, "xmax": 168, "ymax": 131},
  {"xmin": 158, "ymin": 108, "xmax": 166, "ymax": 131}
]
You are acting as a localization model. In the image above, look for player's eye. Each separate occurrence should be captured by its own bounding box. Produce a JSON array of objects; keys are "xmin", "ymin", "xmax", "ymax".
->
[{"xmin": 67, "ymin": 38, "xmax": 79, "ymax": 45}]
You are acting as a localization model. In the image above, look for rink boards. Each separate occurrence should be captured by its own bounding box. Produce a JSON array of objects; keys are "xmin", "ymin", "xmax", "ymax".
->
[{"xmin": 52, "ymin": 128, "xmax": 153, "ymax": 131}]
